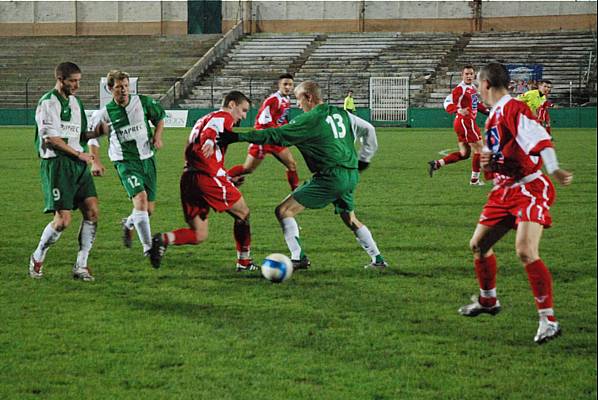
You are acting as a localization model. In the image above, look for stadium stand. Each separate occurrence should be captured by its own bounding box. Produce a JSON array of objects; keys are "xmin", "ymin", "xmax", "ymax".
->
[
  {"xmin": 424, "ymin": 30, "xmax": 597, "ymax": 107},
  {"xmin": 178, "ymin": 33, "xmax": 318, "ymax": 109},
  {"xmin": 179, "ymin": 32, "xmax": 460, "ymax": 108},
  {"xmin": 0, "ymin": 34, "xmax": 221, "ymax": 108}
]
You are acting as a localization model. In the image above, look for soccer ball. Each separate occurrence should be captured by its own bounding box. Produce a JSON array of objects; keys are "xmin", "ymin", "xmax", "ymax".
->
[{"xmin": 261, "ymin": 253, "xmax": 293, "ymax": 283}]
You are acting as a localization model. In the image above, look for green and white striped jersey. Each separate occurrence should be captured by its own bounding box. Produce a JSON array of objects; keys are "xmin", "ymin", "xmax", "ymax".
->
[
  {"xmin": 35, "ymin": 89, "xmax": 88, "ymax": 159},
  {"xmin": 90, "ymin": 94, "xmax": 165, "ymax": 161}
]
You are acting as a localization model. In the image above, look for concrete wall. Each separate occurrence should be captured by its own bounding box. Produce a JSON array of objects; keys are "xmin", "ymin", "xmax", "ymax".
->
[
  {"xmin": 0, "ymin": 1, "xmax": 187, "ymax": 36},
  {"xmin": 222, "ymin": 0, "xmax": 597, "ymax": 33}
]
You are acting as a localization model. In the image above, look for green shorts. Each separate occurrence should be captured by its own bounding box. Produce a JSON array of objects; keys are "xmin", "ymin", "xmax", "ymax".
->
[
  {"xmin": 114, "ymin": 157, "xmax": 157, "ymax": 201},
  {"xmin": 40, "ymin": 156, "xmax": 97, "ymax": 213},
  {"xmin": 292, "ymin": 167, "xmax": 359, "ymax": 213}
]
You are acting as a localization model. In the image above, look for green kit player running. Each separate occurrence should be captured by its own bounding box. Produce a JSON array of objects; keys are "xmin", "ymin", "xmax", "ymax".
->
[
  {"xmin": 219, "ymin": 81, "xmax": 388, "ymax": 270},
  {"xmin": 30, "ymin": 62, "xmax": 100, "ymax": 281},
  {"xmin": 88, "ymin": 70, "xmax": 166, "ymax": 264}
]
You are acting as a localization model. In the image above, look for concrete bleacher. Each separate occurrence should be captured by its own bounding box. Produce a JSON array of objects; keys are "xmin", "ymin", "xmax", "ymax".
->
[
  {"xmin": 179, "ymin": 33, "xmax": 318, "ymax": 109},
  {"xmin": 181, "ymin": 32, "xmax": 459, "ymax": 109},
  {"xmin": 424, "ymin": 30, "xmax": 596, "ymax": 107},
  {"xmin": 0, "ymin": 34, "xmax": 221, "ymax": 108},
  {"xmin": 295, "ymin": 32, "xmax": 459, "ymax": 108}
]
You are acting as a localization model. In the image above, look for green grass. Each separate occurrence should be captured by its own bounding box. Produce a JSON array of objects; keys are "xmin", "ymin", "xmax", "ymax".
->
[{"xmin": 0, "ymin": 127, "xmax": 595, "ymax": 400}]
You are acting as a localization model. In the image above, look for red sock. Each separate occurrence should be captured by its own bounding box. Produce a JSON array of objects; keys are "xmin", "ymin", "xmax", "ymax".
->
[
  {"xmin": 286, "ymin": 170, "xmax": 299, "ymax": 190},
  {"xmin": 474, "ymin": 254, "xmax": 497, "ymax": 306},
  {"xmin": 472, "ymin": 153, "xmax": 481, "ymax": 173},
  {"xmin": 442, "ymin": 151, "xmax": 465, "ymax": 165},
  {"xmin": 233, "ymin": 219, "xmax": 251, "ymax": 254},
  {"xmin": 169, "ymin": 228, "xmax": 199, "ymax": 245},
  {"xmin": 525, "ymin": 259, "xmax": 554, "ymax": 310},
  {"xmin": 228, "ymin": 165, "xmax": 245, "ymax": 177}
]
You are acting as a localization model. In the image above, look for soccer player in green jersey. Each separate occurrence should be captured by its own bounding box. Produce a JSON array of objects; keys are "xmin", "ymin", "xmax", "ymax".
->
[
  {"xmin": 219, "ymin": 81, "xmax": 388, "ymax": 270},
  {"xmin": 29, "ymin": 62, "xmax": 99, "ymax": 281},
  {"xmin": 88, "ymin": 70, "xmax": 166, "ymax": 264}
]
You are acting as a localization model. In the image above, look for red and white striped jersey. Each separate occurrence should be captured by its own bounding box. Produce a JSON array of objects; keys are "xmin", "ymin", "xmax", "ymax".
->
[
  {"xmin": 484, "ymin": 95, "xmax": 553, "ymax": 186},
  {"xmin": 444, "ymin": 81, "xmax": 488, "ymax": 121},
  {"xmin": 254, "ymin": 91, "xmax": 291, "ymax": 129},
  {"xmin": 185, "ymin": 110, "xmax": 235, "ymax": 177}
]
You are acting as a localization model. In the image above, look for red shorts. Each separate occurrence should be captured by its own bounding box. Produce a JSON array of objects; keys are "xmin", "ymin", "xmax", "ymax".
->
[
  {"xmin": 179, "ymin": 171, "xmax": 242, "ymax": 220},
  {"xmin": 454, "ymin": 117, "xmax": 482, "ymax": 143},
  {"xmin": 478, "ymin": 174, "xmax": 555, "ymax": 229},
  {"xmin": 248, "ymin": 144, "xmax": 287, "ymax": 160}
]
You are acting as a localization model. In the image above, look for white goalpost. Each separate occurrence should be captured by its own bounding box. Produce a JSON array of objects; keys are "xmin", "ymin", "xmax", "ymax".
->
[{"xmin": 369, "ymin": 77, "xmax": 410, "ymax": 123}]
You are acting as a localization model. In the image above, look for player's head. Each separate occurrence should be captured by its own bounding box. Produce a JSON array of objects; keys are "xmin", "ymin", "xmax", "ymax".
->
[
  {"xmin": 478, "ymin": 62, "xmax": 510, "ymax": 105},
  {"xmin": 55, "ymin": 62, "xmax": 81, "ymax": 96},
  {"xmin": 277, "ymin": 73, "xmax": 294, "ymax": 96},
  {"xmin": 538, "ymin": 80, "xmax": 552, "ymax": 96},
  {"xmin": 222, "ymin": 91, "xmax": 251, "ymax": 123},
  {"xmin": 294, "ymin": 81, "xmax": 322, "ymax": 112},
  {"xmin": 347, "ymin": 90, "xmax": 353, "ymax": 96},
  {"xmin": 106, "ymin": 70, "xmax": 130, "ymax": 105},
  {"xmin": 462, "ymin": 65, "xmax": 476, "ymax": 84}
]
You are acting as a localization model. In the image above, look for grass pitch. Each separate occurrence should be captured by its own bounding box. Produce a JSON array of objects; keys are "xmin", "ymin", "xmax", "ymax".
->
[{"xmin": 0, "ymin": 126, "xmax": 595, "ymax": 399}]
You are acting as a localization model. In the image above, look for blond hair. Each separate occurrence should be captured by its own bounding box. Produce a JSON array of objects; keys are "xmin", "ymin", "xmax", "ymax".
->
[{"xmin": 294, "ymin": 81, "xmax": 322, "ymax": 102}]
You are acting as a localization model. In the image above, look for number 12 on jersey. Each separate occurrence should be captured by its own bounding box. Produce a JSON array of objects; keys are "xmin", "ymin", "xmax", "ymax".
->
[{"xmin": 326, "ymin": 114, "xmax": 346, "ymax": 139}]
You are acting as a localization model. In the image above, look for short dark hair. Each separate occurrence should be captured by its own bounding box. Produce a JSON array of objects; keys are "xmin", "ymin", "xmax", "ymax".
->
[
  {"xmin": 55, "ymin": 62, "xmax": 81, "ymax": 80},
  {"xmin": 479, "ymin": 63, "xmax": 510, "ymax": 89},
  {"xmin": 222, "ymin": 90, "xmax": 250, "ymax": 107},
  {"xmin": 539, "ymin": 79, "xmax": 552, "ymax": 85},
  {"xmin": 462, "ymin": 64, "xmax": 475, "ymax": 71},
  {"xmin": 278, "ymin": 73, "xmax": 294, "ymax": 81}
]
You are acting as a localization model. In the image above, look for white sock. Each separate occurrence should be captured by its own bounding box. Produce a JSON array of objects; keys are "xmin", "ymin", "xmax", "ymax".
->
[
  {"xmin": 124, "ymin": 210, "xmax": 135, "ymax": 230},
  {"xmin": 33, "ymin": 222, "xmax": 63, "ymax": 262},
  {"xmin": 76, "ymin": 220, "xmax": 97, "ymax": 268},
  {"xmin": 471, "ymin": 171, "xmax": 481, "ymax": 180},
  {"xmin": 355, "ymin": 225, "xmax": 380, "ymax": 262},
  {"xmin": 281, "ymin": 217, "xmax": 302, "ymax": 260},
  {"xmin": 480, "ymin": 288, "xmax": 497, "ymax": 298},
  {"xmin": 132, "ymin": 209, "xmax": 152, "ymax": 253},
  {"xmin": 438, "ymin": 159, "xmax": 446, "ymax": 167},
  {"xmin": 538, "ymin": 308, "xmax": 555, "ymax": 320}
]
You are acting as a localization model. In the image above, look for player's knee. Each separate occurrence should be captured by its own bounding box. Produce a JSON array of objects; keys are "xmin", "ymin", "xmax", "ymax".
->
[
  {"xmin": 287, "ymin": 160, "xmax": 297, "ymax": 171},
  {"xmin": 516, "ymin": 246, "xmax": 537, "ymax": 264},
  {"xmin": 469, "ymin": 238, "xmax": 481, "ymax": 254},
  {"xmin": 194, "ymin": 230, "xmax": 207, "ymax": 244},
  {"xmin": 460, "ymin": 149, "xmax": 471, "ymax": 159},
  {"xmin": 54, "ymin": 214, "xmax": 71, "ymax": 231}
]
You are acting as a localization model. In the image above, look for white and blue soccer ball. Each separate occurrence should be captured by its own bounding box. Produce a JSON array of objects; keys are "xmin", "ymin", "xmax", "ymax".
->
[{"xmin": 261, "ymin": 253, "xmax": 293, "ymax": 283}]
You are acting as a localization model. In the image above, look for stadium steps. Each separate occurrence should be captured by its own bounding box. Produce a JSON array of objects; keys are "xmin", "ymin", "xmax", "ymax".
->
[
  {"xmin": 421, "ymin": 30, "xmax": 596, "ymax": 107},
  {"xmin": 0, "ymin": 35, "xmax": 221, "ymax": 108}
]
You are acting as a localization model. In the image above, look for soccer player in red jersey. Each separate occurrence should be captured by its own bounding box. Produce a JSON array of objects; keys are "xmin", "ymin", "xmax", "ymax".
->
[
  {"xmin": 429, "ymin": 65, "xmax": 489, "ymax": 185},
  {"xmin": 149, "ymin": 91, "xmax": 257, "ymax": 272},
  {"xmin": 458, "ymin": 63, "xmax": 573, "ymax": 344},
  {"xmin": 228, "ymin": 74, "xmax": 300, "ymax": 190}
]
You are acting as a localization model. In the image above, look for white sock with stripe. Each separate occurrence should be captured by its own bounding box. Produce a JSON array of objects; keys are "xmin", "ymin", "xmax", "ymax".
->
[
  {"xmin": 33, "ymin": 222, "xmax": 62, "ymax": 262},
  {"xmin": 280, "ymin": 217, "xmax": 302, "ymax": 260}
]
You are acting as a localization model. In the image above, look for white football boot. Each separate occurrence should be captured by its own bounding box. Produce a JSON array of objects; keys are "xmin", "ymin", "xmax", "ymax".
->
[{"xmin": 534, "ymin": 318, "xmax": 561, "ymax": 344}]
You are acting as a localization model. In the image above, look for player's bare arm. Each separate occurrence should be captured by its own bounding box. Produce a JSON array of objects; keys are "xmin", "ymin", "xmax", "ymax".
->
[{"xmin": 45, "ymin": 136, "xmax": 94, "ymax": 163}]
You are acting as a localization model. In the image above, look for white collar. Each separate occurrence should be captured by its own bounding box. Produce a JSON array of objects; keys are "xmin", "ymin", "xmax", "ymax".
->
[{"xmin": 489, "ymin": 94, "xmax": 512, "ymax": 119}]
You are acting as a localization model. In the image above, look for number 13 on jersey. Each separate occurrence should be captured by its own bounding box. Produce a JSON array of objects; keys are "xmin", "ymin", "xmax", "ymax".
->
[{"xmin": 326, "ymin": 114, "xmax": 347, "ymax": 139}]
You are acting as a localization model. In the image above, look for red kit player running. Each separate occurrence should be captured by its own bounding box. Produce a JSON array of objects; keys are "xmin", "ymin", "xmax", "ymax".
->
[
  {"xmin": 228, "ymin": 74, "xmax": 300, "ymax": 191},
  {"xmin": 149, "ymin": 91, "xmax": 258, "ymax": 271},
  {"xmin": 429, "ymin": 65, "xmax": 489, "ymax": 185},
  {"xmin": 458, "ymin": 63, "xmax": 573, "ymax": 344}
]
